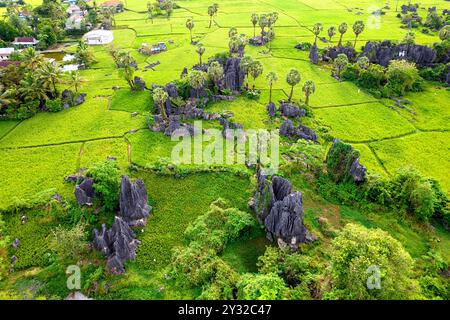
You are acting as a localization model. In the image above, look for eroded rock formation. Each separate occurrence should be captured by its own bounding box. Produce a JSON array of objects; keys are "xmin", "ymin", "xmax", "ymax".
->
[
  {"xmin": 325, "ymin": 139, "xmax": 367, "ymax": 183},
  {"xmin": 280, "ymin": 103, "xmax": 306, "ymax": 118},
  {"xmin": 280, "ymin": 119, "xmax": 318, "ymax": 143},
  {"xmin": 119, "ymin": 175, "xmax": 151, "ymax": 227},
  {"xmin": 74, "ymin": 178, "xmax": 95, "ymax": 206}
]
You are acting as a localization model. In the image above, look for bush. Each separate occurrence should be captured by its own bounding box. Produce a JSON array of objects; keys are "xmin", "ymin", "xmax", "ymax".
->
[
  {"xmin": 245, "ymin": 90, "xmax": 260, "ymax": 100},
  {"xmin": 386, "ymin": 60, "xmax": 422, "ymax": 95},
  {"xmin": 87, "ymin": 160, "xmax": 121, "ymax": 211},
  {"xmin": 358, "ymin": 64, "xmax": 386, "ymax": 89},
  {"xmin": 342, "ymin": 63, "xmax": 359, "ymax": 81},
  {"xmin": 236, "ymin": 273, "xmax": 288, "ymax": 300},
  {"xmin": 46, "ymin": 99, "xmax": 63, "ymax": 113},
  {"xmin": 327, "ymin": 223, "xmax": 421, "ymax": 300},
  {"xmin": 50, "ymin": 223, "xmax": 88, "ymax": 262},
  {"xmin": 16, "ymin": 101, "xmax": 40, "ymax": 120}
]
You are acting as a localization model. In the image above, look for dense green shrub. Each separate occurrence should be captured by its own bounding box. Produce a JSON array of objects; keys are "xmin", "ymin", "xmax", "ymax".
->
[
  {"xmin": 325, "ymin": 141, "xmax": 360, "ymax": 183},
  {"xmin": 326, "ymin": 223, "xmax": 421, "ymax": 300},
  {"xmin": 15, "ymin": 101, "xmax": 40, "ymax": 120},
  {"xmin": 87, "ymin": 160, "xmax": 121, "ymax": 211},
  {"xmin": 236, "ymin": 273, "xmax": 288, "ymax": 300},
  {"xmin": 46, "ymin": 99, "xmax": 63, "ymax": 113},
  {"xmin": 358, "ymin": 64, "xmax": 386, "ymax": 89},
  {"xmin": 386, "ymin": 60, "xmax": 422, "ymax": 95},
  {"xmin": 49, "ymin": 223, "xmax": 88, "ymax": 262}
]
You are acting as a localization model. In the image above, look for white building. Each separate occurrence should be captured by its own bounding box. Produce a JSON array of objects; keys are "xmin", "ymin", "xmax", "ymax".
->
[
  {"xmin": 12, "ymin": 37, "xmax": 39, "ymax": 48},
  {"xmin": 66, "ymin": 15, "xmax": 84, "ymax": 30},
  {"xmin": 84, "ymin": 30, "xmax": 114, "ymax": 45},
  {"xmin": 62, "ymin": 64, "xmax": 79, "ymax": 72},
  {"xmin": 66, "ymin": 4, "xmax": 82, "ymax": 16},
  {"xmin": 0, "ymin": 48, "xmax": 14, "ymax": 61}
]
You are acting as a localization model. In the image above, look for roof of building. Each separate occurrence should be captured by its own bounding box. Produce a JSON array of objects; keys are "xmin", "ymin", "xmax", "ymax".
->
[
  {"xmin": 0, "ymin": 48, "xmax": 15, "ymax": 55},
  {"xmin": 83, "ymin": 30, "xmax": 114, "ymax": 44},
  {"xmin": 13, "ymin": 37, "xmax": 38, "ymax": 44},
  {"xmin": 101, "ymin": 0, "xmax": 123, "ymax": 7}
]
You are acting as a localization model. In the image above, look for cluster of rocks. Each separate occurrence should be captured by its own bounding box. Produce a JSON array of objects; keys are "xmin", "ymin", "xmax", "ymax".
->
[
  {"xmin": 61, "ymin": 89, "xmax": 87, "ymax": 109},
  {"xmin": 133, "ymin": 76, "xmax": 146, "ymax": 91},
  {"xmin": 280, "ymin": 119, "xmax": 318, "ymax": 143},
  {"xmin": 249, "ymin": 168, "xmax": 316, "ymax": 250},
  {"xmin": 220, "ymin": 117, "xmax": 245, "ymax": 140},
  {"xmin": 326, "ymin": 139, "xmax": 366, "ymax": 183},
  {"xmin": 249, "ymin": 36, "xmax": 265, "ymax": 46},
  {"xmin": 360, "ymin": 41, "xmax": 437, "ymax": 67},
  {"xmin": 309, "ymin": 43, "xmax": 319, "ymax": 64},
  {"xmin": 91, "ymin": 216, "xmax": 141, "ymax": 274},
  {"xmin": 279, "ymin": 102, "xmax": 307, "ymax": 118},
  {"xmin": 324, "ymin": 46, "xmax": 356, "ymax": 62}
]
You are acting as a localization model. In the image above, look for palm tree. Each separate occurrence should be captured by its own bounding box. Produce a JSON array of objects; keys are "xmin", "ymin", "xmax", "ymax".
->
[
  {"xmin": 21, "ymin": 47, "xmax": 42, "ymax": 69},
  {"xmin": 228, "ymin": 27, "xmax": 238, "ymax": 39},
  {"xmin": 337, "ymin": 22, "xmax": 348, "ymax": 47},
  {"xmin": 188, "ymin": 70, "xmax": 207, "ymax": 98},
  {"xmin": 259, "ymin": 14, "xmax": 268, "ymax": 42},
  {"xmin": 19, "ymin": 73, "xmax": 47, "ymax": 104},
  {"xmin": 196, "ymin": 44, "xmax": 205, "ymax": 65},
  {"xmin": 267, "ymin": 28, "xmax": 275, "ymax": 50},
  {"xmin": 208, "ymin": 61, "xmax": 224, "ymax": 92},
  {"xmin": 152, "ymin": 87, "xmax": 169, "ymax": 121},
  {"xmin": 286, "ymin": 68, "xmax": 301, "ymax": 102},
  {"xmin": 352, "ymin": 20, "xmax": 365, "ymax": 48},
  {"xmin": 302, "ymin": 80, "xmax": 315, "ymax": 106},
  {"xmin": 312, "ymin": 23, "xmax": 323, "ymax": 45},
  {"xmin": 147, "ymin": 1, "xmax": 154, "ymax": 23},
  {"xmin": 207, "ymin": 4, "xmax": 218, "ymax": 28},
  {"xmin": 240, "ymin": 55, "xmax": 254, "ymax": 89},
  {"xmin": 66, "ymin": 71, "xmax": 84, "ymax": 93},
  {"xmin": 266, "ymin": 71, "xmax": 278, "ymax": 103},
  {"xmin": 186, "ymin": 18, "xmax": 195, "ymax": 43},
  {"xmin": 37, "ymin": 61, "xmax": 62, "ymax": 98},
  {"xmin": 268, "ymin": 12, "xmax": 278, "ymax": 28},
  {"xmin": 248, "ymin": 61, "xmax": 263, "ymax": 90},
  {"xmin": 228, "ymin": 37, "xmax": 239, "ymax": 56},
  {"xmin": 334, "ymin": 53, "xmax": 349, "ymax": 80},
  {"xmin": 237, "ymin": 34, "xmax": 248, "ymax": 57},
  {"xmin": 251, "ymin": 13, "xmax": 259, "ymax": 37},
  {"xmin": 328, "ymin": 26, "xmax": 336, "ymax": 46}
]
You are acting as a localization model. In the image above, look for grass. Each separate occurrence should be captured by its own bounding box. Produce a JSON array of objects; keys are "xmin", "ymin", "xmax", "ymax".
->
[
  {"xmin": 314, "ymin": 102, "xmax": 416, "ymax": 142},
  {"xmin": 110, "ymin": 89, "xmax": 152, "ymax": 113}
]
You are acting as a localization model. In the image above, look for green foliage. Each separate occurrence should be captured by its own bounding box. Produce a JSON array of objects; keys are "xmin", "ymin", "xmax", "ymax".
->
[
  {"xmin": 87, "ymin": 160, "xmax": 121, "ymax": 211},
  {"xmin": 326, "ymin": 141, "xmax": 360, "ymax": 183},
  {"xmin": 0, "ymin": 213, "xmax": 9, "ymax": 281},
  {"xmin": 46, "ymin": 99, "xmax": 62, "ymax": 113},
  {"xmin": 386, "ymin": 60, "xmax": 422, "ymax": 96},
  {"xmin": 50, "ymin": 223, "xmax": 88, "ymax": 262},
  {"xmin": 236, "ymin": 273, "xmax": 287, "ymax": 300},
  {"xmin": 327, "ymin": 223, "xmax": 421, "ymax": 300}
]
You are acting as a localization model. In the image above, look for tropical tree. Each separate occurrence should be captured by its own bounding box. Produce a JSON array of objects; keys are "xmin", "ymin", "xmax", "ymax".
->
[
  {"xmin": 259, "ymin": 14, "xmax": 268, "ymax": 42},
  {"xmin": 207, "ymin": 61, "xmax": 224, "ymax": 92},
  {"xmin": 66, "ymin": 71, "xmax": 84, "ymax": 93},
  {"xmin": 18, "ymin": 73, "xmax": 47, "ymax": 104},
  {"xmin": 240, "ymin": 55, "xmax": 254, "ymax": 89},
  {"xmin": 186, "ymin": 18, "xmax": 195, "ymax": 43},
  {"xmin": 21, "ymin": 47, "xmax": 42, "ymax": 69},
  {"xmin": 152, "ymin": 87, "xmax": 169, "ymax": 121},
  {"xmin": 268, "ymin": 12, "xmax": 278, "ymax": 28},
  {"xmin": 438, "ymin": 25, "xmax": 450, "ymax": 41},
  {"xmin": 328, "ymin": 26, "xmax": 336, "ymax": 45},
  {"xmin": 248, "ymin": 61, "xmax": 263, "ymax": 89},
  {"xmin": 337, "ymin": 22, "xmax": 348, "ymax": 47},
  {"xmin": 37, "ymin": 60, "xmax": 62, "ymax": 98},
  {"xmin": 237, "ymin": 34, "xmax": 248, "ymax": 57},
  {"xmin": 267, "ymin": 28, "xmax": 275, "ymax": 50},
  {"xmin": 334, "ymin": 53, "xmax": 349, "ymax": 80},
  {"xmin": 164, "ymin": 0, "xmax": 174, "ymax": 20},
  {"xmin": 251, "ymin": 13, "xmax": 259, "ymax": 37},
  {"xmin": 286, "ymin": 68, "xmax": 301, "ymax": 102},
  {"xmin": 228, "ymin": 36, "xmax": 239, "ymax": 56},
  {"xmin": 266, "ymin": 71, "xmax": 278, "ymax": 103},
  {"xmin": 312, "ymin": 23, "xmax": 323, "ymax": 45},
  {"xmin": 228, "ymin": 27, "xmax": 238, "ymax": 39},
  {"xmin": 188, "ymin": 70, "xmax": 208, "ymax": 98},
  {"xmin": 207, "ymin": 4, "xmax": 219, "ymax": 28},
  {"xmin": 356, "ymin": 56, "xmax": 370, "ymax": 70},
  {"xmin": 302, "ymin": 80, "xmax": 315, "ymax": 106},
  {"xmin": 196, "ymin": 44, "xmax": 205, "ymax": 65},
  {"xmin": 402, "ymin": 31, "xmax": 416, "ymax": 45},
  {"xmin": 146, "ymin": 1, "xmax": 154, "ymax": 23},
  {"xmin": 75, "ymin": 40, "xmax": 94, "ymax": 68},
  {"xmin": 352, "ymin": 20, "xmax": 365, "ymax": 48}
]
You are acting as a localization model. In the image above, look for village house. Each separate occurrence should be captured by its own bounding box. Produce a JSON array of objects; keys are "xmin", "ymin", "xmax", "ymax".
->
[
  {"xmin": 66, "ymin": 14, "xmax": 85, "ymax": 30},
  {"xmin": 0, "ymin": 48, "xmax": 15, "ymax": 61},
  {"xmin": 101, "ymin": 0, "xmax": 124, "ymax": 12},
  {"xmin": 12, "ymin": 37, "xmax": 39, "ymax": 48},
  {"xmin": 66, "ymin": 4, "xmax": 83, "ymax": 16}
]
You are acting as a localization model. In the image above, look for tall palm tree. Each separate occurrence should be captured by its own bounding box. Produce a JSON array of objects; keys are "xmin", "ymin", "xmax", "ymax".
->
[
  {"xmin": 152, "ymin": 87, "xmax": 169, "ymax": 122},
  {"xmin": 286, "ymin": 68, "xmax": 301, "ymax": 102},
  {"xmin": 207, "ymin": 61, "xmax": 224, "ymax": 92},
  {"xmin": 251, "ymin": 13, "xmax": 259, "ymax": 37},
  {"xmin": 312, "ymin": 23, "xmax": 323, "ymax": 45},
  {"xmin": 207, "ymin": 4, "xmax": 218, "ymax": 28},
  {"xmin": 302, "ymin": 80, "xmax": 315, "ymax": 106},
  {"xmin": 259, "ymin": 14, "xmax": 268, "ymax": 42},
  {"xmin": 266, "ymin": 71, "xmax": 278, "ymax": 103},
  {"xmin": 267, "ymin": 28, "xmax": 275, "ymax": 50},
  {"xmin": 186, "ymin": 18, "xmax": 195, "ymax": 43},
  {"xmin": 22, "ymin": 47, "xmax": 42, "ymax": 69},
  {"xmin": 337, "ymin": 22, "xmax": 348, "ymax": 47},
  {"xmin": 147, "ymin": 1, "xmax": 154, "ymax": 23},
  {"xmin": 37, "ymin": 61, "xmax": 62, "ymax": 98},
  {"xmin": 240, "ymin": 55, "xmax": 254, "ymax": 90},
  {"xmin": 19, "ymin": 73, "xmax": 47, "ymax": 104},
  {"xmin": 352, "ymin": 20, "xmax": 365, "ymax": 48},
  {"xmin": 196, "ymin": 44, "xmax": 205, "ymax": 65},
  {"xmin": 188, "ymin": 70, "xmax": 207, "ymax": 98},
  {"xmin": 249, "ymin": 61, "xmax": 263, "ymax": 90},
  {"xmin": 328, "ymin": 26, "xmax": 336, "ymax": 46},
  {"xmin": 228, "ymin": 37, "xmax": 239, "ymax": 55}
]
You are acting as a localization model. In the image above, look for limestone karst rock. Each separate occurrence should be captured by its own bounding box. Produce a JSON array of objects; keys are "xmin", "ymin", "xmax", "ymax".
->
[
  {"xmin": 74, "ymin": 93, "xmax": 87, "ymax": 106},
  {"xmin": 92, "ymin": 216, "xmax": 141, "ymax": 275},
  {"xmin": 266, "ymin": 102, "xmax": 276, "ymax": 117},
  {"xmin": 74, "ymin": 178, "xmax": 95, "ymax": 206},
  {"xmin": 326, "ymin": 46, "xmax": 356, "ymax": 61},
  {"xmin": 119, "ymin": 175, "xmax": 151, "ymax": 227},
  {"xmin": 279, "ymin": 119, "xmax": 318, "ymax": 143},
  {"xmin": 309, "ymin": 43, "xmax": 319, "ymax": 64},
  {"xmin": 251, "ymin": 169, "xmax": 316, "ymax": 250},
  {"xmin": 133, "ymin": 76, "xmax": 146, "ymax": 91},
  {"xmin": 61, "ymin": 89, "xmax": 75, "ymax": 108},
  {"xmin": 223, "ymin": 57, "xmax": 245, "ymax": 92},
  {"xmin": 280, "ymin": 102, "xmax": 306, "ymax": 118},
  {"xmin": 360, "ymin": 41, "xmax": 437, "ymax": 67}
]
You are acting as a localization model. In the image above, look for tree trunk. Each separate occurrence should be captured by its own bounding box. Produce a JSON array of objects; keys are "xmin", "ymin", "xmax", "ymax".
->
[
  {"xmin": 288, "ymin": 86, "xmax": 294, "ymax": 102},
  {"xmin": 338, "ymin": 34, "xmax": 343, "ymax": 47},
  {"xmin": 199, "ymin": 54, "xmax": 202, "ymax": 65},
  {"xmin": 354, "ymin": 35, "xmax": 358, "ymax": 48},
  {"xmin": 190, "ymin": 30, "xmax": 193, "ymax": 43},
  {"xmin": 305, "ymin": 93, "xmax": 309, "ymax": 106},
  {"xmin": 253, "ymin": 25, "xmax": 256, "ymax": 37},
  {"xmin": 209, "ymin": 17, "xmax": 212, "ymax": 28}
]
